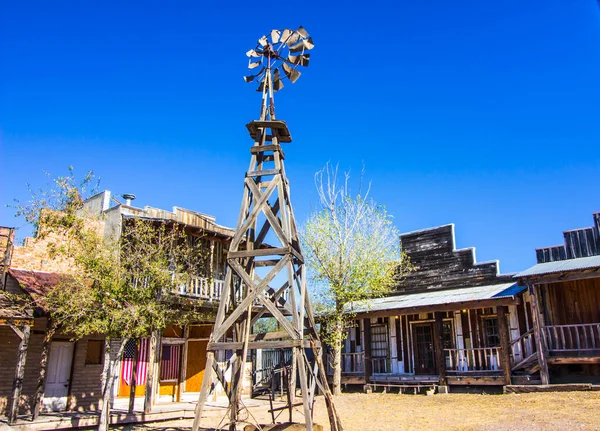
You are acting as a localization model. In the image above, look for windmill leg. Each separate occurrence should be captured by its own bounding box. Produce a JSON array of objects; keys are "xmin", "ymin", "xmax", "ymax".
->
[
  {"xmin": 192, "ymin": 352, "xmax": 215, "ymax": 431},
  {"xmin": 297, "ymin": 350, "xmax": 313, "ymax": 431}
]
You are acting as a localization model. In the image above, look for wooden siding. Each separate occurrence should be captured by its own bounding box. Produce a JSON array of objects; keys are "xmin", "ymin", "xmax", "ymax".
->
[
  {"xmin": 536, "ymin": 212, "xmax": 600, "ymax": 263},
  {"xmin": 396, "ymin": 225, "xmax": 513, "ymax": 294},
  {"xmin": 542, "ymin": 278, "xmax": 600, "ymax": 325}
]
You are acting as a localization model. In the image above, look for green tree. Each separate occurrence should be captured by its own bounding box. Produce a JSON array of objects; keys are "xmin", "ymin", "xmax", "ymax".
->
[{"xmin": 301, "ymin": 164, "xmax": 412, "ymax": 395}]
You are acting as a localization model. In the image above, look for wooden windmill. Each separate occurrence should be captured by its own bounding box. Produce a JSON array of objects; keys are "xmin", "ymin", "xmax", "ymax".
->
[{"xmin": 191, "ymin": 27, "xmax": 342, "ymax": 431}]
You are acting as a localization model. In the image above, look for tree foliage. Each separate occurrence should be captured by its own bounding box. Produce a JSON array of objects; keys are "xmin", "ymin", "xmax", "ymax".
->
[{"xmin": 301, "ymin": 163, "xmax": 412, "ymax": 394}]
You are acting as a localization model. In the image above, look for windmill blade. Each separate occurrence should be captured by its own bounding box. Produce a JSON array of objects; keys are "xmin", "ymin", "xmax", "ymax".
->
[
  {"xmin": 289, "ymin": 37, "xmax": 314, "ymax": 53},
  {"xmin": 256, "ymin": 81, "xmax": 265, "ymax": 92},
  {"xmin": 258, "ymin": 36, "xmax": 268, "ymax": 47},
  {"xmin": 273, "ymin": 68, "xmax": 284, "ymax": 91},
  {"xmin": 244, "ymin": 67, "xmax": 265, "ymax": 82},
  {"xmin": 246, "ymin": 49, "xmax": 261, "ymax": 58},
  {"xmin": 280, "ymin": 29, "xmax": 292, "ymax": 43},
  {"xmin": 282, "ymin": 63, "xmax": 301, "ymax": 84},
  {"xmin": 286, "ymin": 31, "xmax": 301, "ymax": 46},
  {"xmin": 270, "ymin": 29, "xmax": 281, "ymax": 44},
  {"xmin": 287, "ymin": 53, "xmax": 310, "ymax": 67},
  {"xmin": 297, "ymin": 26, "xmax": 309, "ymax": 38},
  {"xmin": 248, "ymin": 59, "xmax": 262, "ymax": 69}
]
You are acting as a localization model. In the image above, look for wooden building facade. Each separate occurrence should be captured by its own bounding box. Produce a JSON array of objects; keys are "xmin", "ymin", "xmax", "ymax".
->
[
  {"xmin": 515, "ymin": 212, "xmax": 600, "ymax": 385},
  {"xmin": 330, "ymin": 224, "xmax": 535, "ymax": 390},
  {"xmin": 0, "ymin": 191, "xmax": 243, "ymax": 422}
]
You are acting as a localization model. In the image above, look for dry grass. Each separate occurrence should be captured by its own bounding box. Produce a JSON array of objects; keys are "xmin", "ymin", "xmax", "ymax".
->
[{"xmin": 117, "ymin": 391, "xmax": 600, "ymax": 431}]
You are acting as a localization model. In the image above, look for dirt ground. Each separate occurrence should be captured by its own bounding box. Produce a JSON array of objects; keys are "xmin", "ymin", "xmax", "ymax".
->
[{"xmin": 116, "ymin": 391, "xmax": 600, "ymax": 431}]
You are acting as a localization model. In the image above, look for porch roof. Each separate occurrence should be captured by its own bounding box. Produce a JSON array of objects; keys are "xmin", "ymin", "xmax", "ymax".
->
[
  {"xmin": 515, "ymin": 255, "xmax": 600, "ymax": 280},
  {"xmin": 346, "ymin": 282, "xmax": 524, "ymax": 316}
]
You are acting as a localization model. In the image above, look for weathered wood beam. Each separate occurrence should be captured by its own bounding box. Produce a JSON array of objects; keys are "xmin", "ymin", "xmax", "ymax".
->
[
  {"xmin": 528, "ymin": 284, "xmax": 550, "ymax": 385},
  {"xmin": 208, "ymin": 339, "xmax": 318, "ymax": 350},
  {"xmin": 517, "ymin": 268, "xmax": 600, "ymax": 285},
  {"xmin": 228, "ymin": 247, "xmax": 290, "ymax": 259},
  {"xmin": 8, "ymin": 324, "xmax": 31, "ymax": 424},
  {"xmin": 364, "ymin": 318, "xmax": 372, "ymax": 384},
  {"xmin": 433, "ymin": 312, "xmax": 447, "ymax": 386},
  {"xmin": 497, "ymin": 306, "xmax": 512, "ymax": 386}
]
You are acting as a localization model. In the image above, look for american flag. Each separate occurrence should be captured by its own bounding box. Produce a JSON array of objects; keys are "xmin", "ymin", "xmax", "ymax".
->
[
  {"xmin": 121, "ymin": 338, "xmax": 149, "ymax": 386},
  {"xmin": 160, "ymin": 345, "xmax": 180, "ymax": 381}
]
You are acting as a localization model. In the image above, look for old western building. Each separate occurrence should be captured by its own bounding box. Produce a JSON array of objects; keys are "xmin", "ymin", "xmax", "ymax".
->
[
  {"xmin": 331, "ymin": 224, "xmax": 532, "ymax": 391},
  {"xmin": 0, "ymin": 191, "xmax": 244, "ymax": 424},
  {"xmin": 515, "ymin": 212, "xmax": 600, "ymax": 385}
]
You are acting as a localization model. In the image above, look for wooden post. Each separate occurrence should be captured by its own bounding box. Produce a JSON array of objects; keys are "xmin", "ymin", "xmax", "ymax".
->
[
  {"xmin": 33, "ymin": 319, "xmax": 56, "ymax": 420},
  {"xmin": 363, "ymin": 318, "xmax": 372, "ymax": 383},
  {"xmin": 8, "ymin": 324, "xmax": 31, "ymax": 424},
  {"xmin": 144, "ymin": 330, "xmax": 160, "ymax": 414},
  {"xmin": 497, "ymin": 306, "xmax": 512, "ymax": 386},
  {"xmin": 433, "ymin": 312, "xmax": 447, "ymax": 386},
  {"xmin": 177, "ymin": 326, "xmax": 189, "ymax": 402},
  {"xmin": 528, "ymin": 284, "xmax": 550, "ymax": 385}
]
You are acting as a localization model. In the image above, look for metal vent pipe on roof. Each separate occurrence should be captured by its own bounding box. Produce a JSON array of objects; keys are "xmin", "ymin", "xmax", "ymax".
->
[{"xmin": 121, "ymin": 193, "xmax": 136, "ymax": 206}]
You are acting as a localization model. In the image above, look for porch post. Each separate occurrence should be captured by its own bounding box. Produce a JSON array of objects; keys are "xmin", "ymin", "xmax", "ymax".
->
[
  {"xmin": 497, "ymin": 306, "xmax": 512, "ymax": 386},
  {"xmin": 8, "ymin": 323, "xmax": 31, "ymax": 424},
  {"xmin": 363, "ymin": 318, "xmax": 372, "ymax": 383},
  {"xmin": 528, "ymin": 283, "xmax": 550, "ymax": 385},
  {"xmin": 144, "ymin": 330, "xmax": 161, "ymax": 413},
  {"xmin": 433, "ymin": 312, "xmax": 447, "ymax": 386},
  {"xmin": 33, "ymin": 318, "xmax": 57, "ymax": 420}
]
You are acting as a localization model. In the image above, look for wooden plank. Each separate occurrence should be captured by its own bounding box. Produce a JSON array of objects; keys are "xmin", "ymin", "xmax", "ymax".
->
[
  {"xmin": 228, "ymin": 247, "xmax": 290, "ymax": 259},
  {"xmin": 208, "ymin": 339, "xmax": 315, "ymax": 351},
  {"xmin": 250, "ymin": 144, "xmax": 284, "ymax": 156},
  {"xmin": 447, "ymin": 376, "xmax": 505, "ymax": 386},
  {"xmin": 246, "ymin": 169, "xmax": 280, "ymax": 177},
  {"xmin": 548, "ymin": 356, "xmax": 600, "ymax": 364}
]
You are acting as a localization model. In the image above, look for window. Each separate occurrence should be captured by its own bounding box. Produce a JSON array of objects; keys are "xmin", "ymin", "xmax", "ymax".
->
[
  {"xmin": 85, "ymin": 340, "xmax": 103, "ymax": 365},
  {"xmin": 482, "ymin": 317, "xmax": 500, "ymax": 347}
]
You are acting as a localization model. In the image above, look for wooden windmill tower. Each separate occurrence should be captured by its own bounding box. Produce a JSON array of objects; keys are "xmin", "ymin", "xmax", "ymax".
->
[{"xmin": 191, "ymin": 28, "xmax": 342, "ymax": 431}]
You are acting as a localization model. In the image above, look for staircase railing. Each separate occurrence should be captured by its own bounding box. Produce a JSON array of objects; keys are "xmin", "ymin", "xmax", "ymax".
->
[{"xmin": 509, "ymin": 328, "xmax": 536, "ymax": 370}]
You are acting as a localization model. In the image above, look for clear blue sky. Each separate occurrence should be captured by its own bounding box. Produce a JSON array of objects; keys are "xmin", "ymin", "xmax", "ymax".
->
[{"xmin": 1, "ymin": 1, "xmax": 599, "ymax": 274}]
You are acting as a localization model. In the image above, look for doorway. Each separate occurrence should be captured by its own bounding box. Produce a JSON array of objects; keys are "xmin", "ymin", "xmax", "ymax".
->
[
  {"xmin": 413, "ymin": 323, "xmax": 436, "ymax": 374},
  {"xmin": 44, "ymin": 342, "xmax": 74, "ymax": 412}
]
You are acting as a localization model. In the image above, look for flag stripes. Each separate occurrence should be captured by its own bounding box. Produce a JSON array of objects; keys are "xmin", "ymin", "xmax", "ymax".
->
[
  {"xmin": 121, "ymin": 338, "xmax": 149, "ymax": 386},
  {"xmin": 160, "ymin": 345, "xmax": 180, "ymax": 381}
]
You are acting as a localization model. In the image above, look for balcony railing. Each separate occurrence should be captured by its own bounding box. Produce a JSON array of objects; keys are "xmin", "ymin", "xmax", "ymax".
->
[
  {"xmin": 445, "ymin": 347, "xmax": 503, "ymax": 373},
  {"xmin": 178, "ymin": 276, "xmax": 224, "ymax": 301},
  {"xmin": 544, "ymin": 323, "xmax": 600, "ymax": 353}
]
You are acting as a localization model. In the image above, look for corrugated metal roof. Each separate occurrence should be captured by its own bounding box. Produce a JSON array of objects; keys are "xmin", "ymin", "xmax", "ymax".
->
[
  {"xmin": 515, "ymin": 255, "xmax": 600, "ymax": 278},
  {"xmin": 346, "ymin": 282, "xmax": 524, "ymax": 314}
]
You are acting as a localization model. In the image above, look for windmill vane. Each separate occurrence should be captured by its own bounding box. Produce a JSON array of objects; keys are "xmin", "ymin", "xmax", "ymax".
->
[{"xmin": 244, "ymin": 26, "xmax": 314, "ymax": 92}]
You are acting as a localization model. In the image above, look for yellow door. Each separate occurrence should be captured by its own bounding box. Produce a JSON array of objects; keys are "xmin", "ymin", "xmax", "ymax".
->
[{"xmin": 185, "ymin": 340, "xmax": 208, "ymax": 392}]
